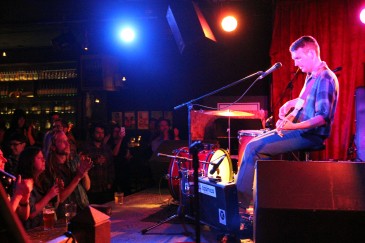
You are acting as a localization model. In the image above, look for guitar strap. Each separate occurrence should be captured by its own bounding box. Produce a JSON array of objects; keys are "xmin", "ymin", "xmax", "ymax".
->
[
  {"xmin": 289, "ymin": 64, "xmax": 327, "ymax": 121},
  {"xmin": 289, "ymin": 75, "xmax": 316, "ymax": 119}
]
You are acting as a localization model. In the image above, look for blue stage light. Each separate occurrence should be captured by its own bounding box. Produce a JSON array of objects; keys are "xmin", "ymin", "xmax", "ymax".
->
[{"xmin": 119, "ymin": 27, "xmax": 136, "ymax": 43}]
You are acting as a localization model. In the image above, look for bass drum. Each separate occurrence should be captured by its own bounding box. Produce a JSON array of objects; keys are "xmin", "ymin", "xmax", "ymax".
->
[
  {"xmin": 203, "ymin": 148, "xmax": 234, "ymax": 183},
  {"xmin": 167, "ymin": 147, "xmax": 209, "ymax": 200}
]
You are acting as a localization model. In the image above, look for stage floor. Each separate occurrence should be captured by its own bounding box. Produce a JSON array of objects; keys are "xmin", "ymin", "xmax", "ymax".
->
[{"xmin": 108, "ymin": 186, "xmax": 252, "ymax": 243}]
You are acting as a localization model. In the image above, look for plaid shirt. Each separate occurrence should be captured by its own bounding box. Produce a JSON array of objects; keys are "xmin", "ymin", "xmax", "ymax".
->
[{"xmin": 295, "ymin": 67, "xmax": 339, "ymax": 137}]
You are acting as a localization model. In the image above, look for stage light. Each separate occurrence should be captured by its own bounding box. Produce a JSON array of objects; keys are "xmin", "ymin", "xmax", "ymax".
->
[
  {"xmin": 360, "ymin": 8, "xmax": 365, "ymax": 24},
  {"xmin": 118, "ymin": 27, "xmax": 136, "ymax": 43},
  {"xmin": 221, "ymin": 16, "xmax": 238, "ymax": 32}
]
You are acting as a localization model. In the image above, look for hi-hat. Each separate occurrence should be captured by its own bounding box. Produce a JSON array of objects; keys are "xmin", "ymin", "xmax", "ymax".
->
[{"xmin": 203, "ymin": 110, "xmax": 254, "ymax": 117}]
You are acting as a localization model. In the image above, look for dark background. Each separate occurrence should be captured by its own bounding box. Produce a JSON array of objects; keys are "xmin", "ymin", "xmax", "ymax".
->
[{"xmin": 0, "ymin": 0, "xmax": 273, "ymax": 139}]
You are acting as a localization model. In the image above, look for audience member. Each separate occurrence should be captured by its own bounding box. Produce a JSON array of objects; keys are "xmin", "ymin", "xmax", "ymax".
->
[
  {"xmin": 61, "ymin": 119, "xmax": 78, "ymax": 160},
  {"xmin": 0, "ymin": 120, "xmax": 7, "ymax": 149},
  {"xmin": 105, "ymin": 124, "xmax": 131, "ymax": 195},
  {"xmin": 151, "ymin": 118, "xmax": 180, "ymax": 153},
  {"xmin": 46, "ymin": 130, "xmax": 92, "ymax": 215},
  {"xmin": 0, "ymin": 149, "xmax": 7, "ymax": 172},
  {"xmin": 4, "ymin": 109, "xmax": 36, "ymax": 150},
  {"xmin": 42, "ymin": 118, "xmax": 64, "ymax": 160},
  {"xmin": 9, "ymin": 175, "xmax": 34, "ymax": 221},
  {"xmin": 1, "ymin": 148, "xmax": 33, "ymax": 222},
  {"xmin": 5, "ymin": 132, "xmax": 27, "ymax": 176},
  {"xmin": 17, "ymin": 147, "xmax": 60, "ymax": 229},
  {"xmin": 79, "ymin": 123, "xmax": 114, "ymax": 204}
]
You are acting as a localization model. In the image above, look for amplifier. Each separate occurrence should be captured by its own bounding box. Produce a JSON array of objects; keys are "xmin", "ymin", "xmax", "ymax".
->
[{"xmin": 186, "ymin": 177, "xmax": 240, "ymax": 233}]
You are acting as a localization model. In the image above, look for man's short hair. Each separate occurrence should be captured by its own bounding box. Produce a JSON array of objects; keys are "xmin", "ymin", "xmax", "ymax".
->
[
  {"xmin": 89, "ymin": 122, "xmax": 106, "ymax": 136},
  {"xmin": 290, "ymin": 36, "xmax": 320, "ymax": 56},
  {"xmin": 158, "ymin": 118, "xmax": 171, "ymax": 127}
]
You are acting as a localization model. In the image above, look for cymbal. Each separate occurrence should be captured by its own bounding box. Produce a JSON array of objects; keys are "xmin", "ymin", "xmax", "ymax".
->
[{"xmin": 203, "ymin": 110, "xmax": 254, "ymax": 117}]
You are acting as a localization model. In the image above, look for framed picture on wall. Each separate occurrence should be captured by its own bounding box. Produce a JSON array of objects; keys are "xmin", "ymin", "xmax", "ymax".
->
[
  {"xmin": 137, "ymin": 111, "xmax": 149, "ymax": 130},
  {"xmin": 111, "ymin": 112, "xmax": 123, "ymax": 126},
  {"xmin": 164, "ymin": 111, "xmax": 173, "ymax": 125},
  {"xmin": 151, "ymin": 111, "xmax": 163, "ymax": 120},
  {"xmin": 124, "ymin": 111, "xmax": 136, "ymax": 129}
]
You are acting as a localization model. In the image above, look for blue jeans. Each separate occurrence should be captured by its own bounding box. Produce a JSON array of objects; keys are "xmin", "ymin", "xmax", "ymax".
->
[{"xmin": 235, "ymin": 129, "xmax": 325, "ymax": 207}]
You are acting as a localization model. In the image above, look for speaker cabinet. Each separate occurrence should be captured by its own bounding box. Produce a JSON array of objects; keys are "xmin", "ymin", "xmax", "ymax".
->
[
  {"xmin": 254, "ymin": 160, "xmax": 365, "ymax": 243},
  {"xmin": 189, "ymin": 177, "xmax": 240, "ymax": 233},
  {"xmin": 166, "ymin": 2, "xmax": 215, "ymax": 54},
  {"xmin": 355, "ymin": 86, "xmax": 365, "ymax": 161},
  {"xmin": 68, "ymin": 206, "xmax": 110, "ymax": 243}
]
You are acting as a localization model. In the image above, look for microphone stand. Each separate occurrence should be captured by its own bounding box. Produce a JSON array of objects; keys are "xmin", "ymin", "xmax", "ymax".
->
[{"xmin": 173, "ymin": 70, "xmax": 262, "ymax": 242}]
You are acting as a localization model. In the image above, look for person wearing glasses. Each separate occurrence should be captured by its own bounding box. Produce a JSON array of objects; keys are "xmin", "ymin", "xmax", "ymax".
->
[{"xmin": 5, "ymin": 132, "xmax": 27, "ymax": 176}]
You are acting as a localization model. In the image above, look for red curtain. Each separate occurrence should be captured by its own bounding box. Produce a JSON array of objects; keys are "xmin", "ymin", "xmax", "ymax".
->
[{"xmin": 270, "ymin": 0, "xmax": 365, "ymax": 161}]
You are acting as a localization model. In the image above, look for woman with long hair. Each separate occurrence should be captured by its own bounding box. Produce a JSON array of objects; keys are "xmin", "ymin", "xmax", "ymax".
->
[{"xmin": 17, "ymin": 146, "xmax": 59, "ymax": 229}]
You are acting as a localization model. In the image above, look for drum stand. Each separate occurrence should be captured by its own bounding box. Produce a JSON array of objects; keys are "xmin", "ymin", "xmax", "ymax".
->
[
  {"xmin": 141, "ymin": 142, "xmax": 205, "ymax": 243},
  {"xmin": 141, "ymin": 161, "xmax": 191, "ymax": 236}
]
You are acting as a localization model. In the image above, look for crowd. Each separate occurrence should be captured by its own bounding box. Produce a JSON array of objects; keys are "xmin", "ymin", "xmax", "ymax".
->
[{"xmin": 0, "ymin": 109, "xmax": 180, "ymax": 230}]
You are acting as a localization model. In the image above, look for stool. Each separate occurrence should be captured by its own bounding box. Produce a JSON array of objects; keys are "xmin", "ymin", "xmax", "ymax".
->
[{"xmin": 296, "ymin": 144, "xmax": 326, "ymax": 161}]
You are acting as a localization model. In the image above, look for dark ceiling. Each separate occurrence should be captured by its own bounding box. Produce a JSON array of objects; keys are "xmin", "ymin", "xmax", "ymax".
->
[
  {"xmin": 0, "ymin": 0, "xmax": 273, "ymax": 50},
  {"xmin": 0, "ymin": 0, "xmax": 274, "ymax": 109}
]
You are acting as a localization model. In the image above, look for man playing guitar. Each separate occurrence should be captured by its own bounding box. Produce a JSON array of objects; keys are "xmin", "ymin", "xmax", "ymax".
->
[{"xmin": 236, "ymin": 36, "xmax": 339, "ymax": 209}]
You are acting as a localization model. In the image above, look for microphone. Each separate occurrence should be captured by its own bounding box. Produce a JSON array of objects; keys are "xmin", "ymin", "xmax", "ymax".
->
[
  {"xmin": 209, "ymin": 155, "xmax": 226, "ymax": 175},
  {"xmin": 332, "ymin": 66, "xmax": 342, "ymax": 72},
  {"xmin": 258, "ymin": 62, "xmax": 283, "ymax": 79}
]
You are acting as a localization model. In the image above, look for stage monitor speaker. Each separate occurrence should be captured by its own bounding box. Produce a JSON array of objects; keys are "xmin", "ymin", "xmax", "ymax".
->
[
  {"xmin": 166, "ymin": 1, "xmax": 215, "ymax": 54},
  {"xmin": 254, "ymin": 160, "xmax": 365, "ymax": 243},
  {"xmin": 188, "ymin": 177, "xmax": 240, "ymax": 233},
  {"xmin": 68, "ymin": 206, "xmax": 110, "ymax": 243},
  {"xmin": 355, "ymin": 86, "xmax": 365, "ymax": 161},
  {"xmin": 148, "ymin": 140, "xmax": 188, "ymax": 184}
]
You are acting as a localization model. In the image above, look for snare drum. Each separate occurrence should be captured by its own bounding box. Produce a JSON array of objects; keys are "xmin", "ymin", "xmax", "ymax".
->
[{"xmin": 237, "ymin": 130, "xmax": 264, "ymax": 168}]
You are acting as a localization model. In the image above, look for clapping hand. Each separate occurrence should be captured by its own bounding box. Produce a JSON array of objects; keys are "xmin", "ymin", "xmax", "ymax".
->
[
  {"xmin": 14, "ymin": 175, "xmax": 33, "ymax": 201},
  {"xmin": 77, "ymin": 154, "xmax": 93, "ymax": 178},
  {"xmin": 55, "ymin": 178, "xmax": 65, "ymax": 191},
  {"xmin": 119, "ymin": 127, "xmax": 126, "ymax": 139},
  {"xmin": 48, "ymin": 184, "xmax": 60, "ymax": 198}
]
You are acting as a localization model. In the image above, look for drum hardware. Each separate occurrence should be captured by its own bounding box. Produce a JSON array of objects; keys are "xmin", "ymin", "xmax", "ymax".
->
[
  {"xmin": 166, "ymin": 71, "xmax": 268, "ymax": 240},
  {"xmin": 202, "ymin": 110, "xmax": 254, "ymax": 117},
  {"xmin": 204, "ymin": 109, "xmax": 254, "ymax": 155},
  {"xmin": 189, "ymin": 140, "xmax": 205, "ymax": 243},
  {"xmin": 165, "ymin": 147, "xmax": 234, "ymax": 201},
  {"xmin": 174, "ymin": 71, "xmax": 263, "ymax": 146},
  {"xmin": 208, "ymin": 154, "xmax": 226, "ymax": 175},
  {"xmin": 141, "ymin": 141, "xmax": 207, "ymax": 240},
  {"xmin": 157, "ymin": 152, "xmax": 210, "ymax": 164},
  {"xmin": 141, "ymin": 154, "xmax": 191, "ymax": 236}
]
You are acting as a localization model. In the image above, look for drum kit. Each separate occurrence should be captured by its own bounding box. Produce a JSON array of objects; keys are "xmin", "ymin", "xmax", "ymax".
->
[
  {"xmin": 161, "ymin": 109, "xmax": 265, "ymax": 201},
  {"xmin": 141, "ymin": 109, "xmax": 264, "ymax": 236},
  {"xmin": 143, "ymin": 70, "xmax": 267, "ymax": 238}
]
